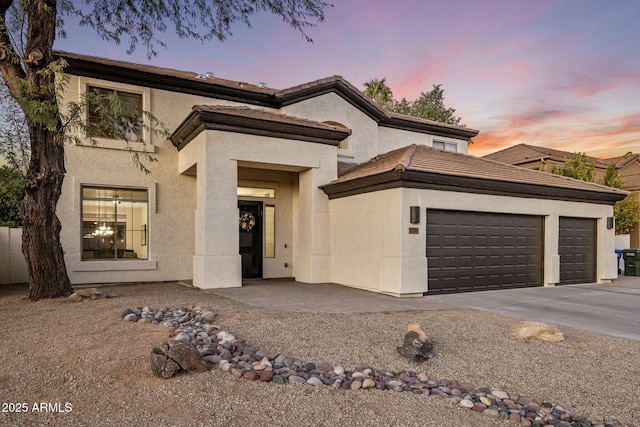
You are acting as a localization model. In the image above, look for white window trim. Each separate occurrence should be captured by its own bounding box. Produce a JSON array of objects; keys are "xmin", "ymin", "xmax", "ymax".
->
[
  {"xmin": 72, "ymin": 259, "xmax": 157, "ymax": 272},
  {"xmin": 77, "ymin": 77, "xmax": 154, "ymax": 153},
  {"xmin": 433, "ymin": 140, "xmax": 458, "ymax": 152},
  {"xmin": 71, "ymin": 179, "xmax": 157, "ymax": 270}
]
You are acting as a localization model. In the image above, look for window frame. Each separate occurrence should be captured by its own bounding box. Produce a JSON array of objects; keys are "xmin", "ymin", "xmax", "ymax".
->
[
  {"xmin": 86, "ymin": 85, "xmax": 144, "ymax": 141},
  {"xmin": 77, "ymin": 77, "xmax": 153, "ymax": 153},
  {"xmin": 433, "ymin": 140, "xmax": 458, "ymax": 152},
  {"xmin": 80, "ymin": 185, "xmax": 149, "ymax": 261}
]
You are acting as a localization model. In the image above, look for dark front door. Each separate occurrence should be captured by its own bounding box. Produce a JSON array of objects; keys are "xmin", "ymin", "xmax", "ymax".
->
[{"xmin": 239, "ymin": 201, "xmax": 263, "ymax": 279}]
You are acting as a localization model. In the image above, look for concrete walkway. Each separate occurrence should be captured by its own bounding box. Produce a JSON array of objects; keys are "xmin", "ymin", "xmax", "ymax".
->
[{"xmin": 210, "ymin": 277, "xmax": 640, "ymax": 342}]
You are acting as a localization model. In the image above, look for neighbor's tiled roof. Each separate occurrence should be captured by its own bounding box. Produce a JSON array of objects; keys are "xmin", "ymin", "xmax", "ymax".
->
[
  {"xmin": 605, "ymin": 153, "xmax": 640, "ymax": 169},
  {"xmin": 331, "ymin": 144, "xmax": 628, "ymax": 196},
  {"xmin": 484, "ymin": 143, "xmax": 610, "ymax": 167}
]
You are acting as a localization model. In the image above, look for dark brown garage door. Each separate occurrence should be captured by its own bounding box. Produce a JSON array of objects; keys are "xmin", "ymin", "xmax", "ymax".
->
[
  {"xmin": 559, "ymin": 217, "xmax": 596, "ymax": 285},
  {"xmin": 426, "ymin": 210, "xmax": 544, "ymax": 294}
]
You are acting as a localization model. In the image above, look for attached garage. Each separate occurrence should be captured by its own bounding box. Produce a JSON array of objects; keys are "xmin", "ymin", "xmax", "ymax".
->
[
  {"xmin": 322, "ymin": 144, "xmax": 628, "ymax": 296},
  {"xmin": 426, "ymin": 210, "xmax": 543, "ymax": 294},
  {"xmin": 559, "ymin": 217, "xmax": 597, "ymax": 285}
]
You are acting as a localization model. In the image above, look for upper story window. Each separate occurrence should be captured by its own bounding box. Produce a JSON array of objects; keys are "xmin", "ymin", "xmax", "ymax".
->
[
  {"xmin": 323, "ymin": 121, "xmax": 349, "ymax": 150},
  {"xmin": 433, "ymin": 141, "xmax": 457, "ymax": 152},
  {"xmin": 81, "ymin": 186, "xmax": 148, "ymax": 261},
  {"xmin": 87, "ymin": 86, "xmax": 143, "ymax": 141}
]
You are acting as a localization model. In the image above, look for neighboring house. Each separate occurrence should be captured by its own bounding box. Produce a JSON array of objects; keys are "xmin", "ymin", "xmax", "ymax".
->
[
  {"xmin": 485, "ymin": 143, "xmax": 640, "ymax": 246},
  {"xmin": 56, "ymin": 52, "xmax": 627, "ymax": 296}
]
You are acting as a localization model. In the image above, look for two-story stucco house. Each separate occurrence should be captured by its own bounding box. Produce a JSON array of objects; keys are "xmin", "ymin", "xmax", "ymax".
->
[{"xmin": 56, "ymin": 51, "xmax": 628, "ymax": 296}]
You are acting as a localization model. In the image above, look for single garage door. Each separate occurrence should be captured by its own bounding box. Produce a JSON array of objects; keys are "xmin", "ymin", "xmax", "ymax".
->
[
  {"xmin": 559, "ymin": 217, "xmax": 596, "ymax": 285},
  {"xmin": 426, "ymin": 210, "xmax": 544, "ymax": 294}
]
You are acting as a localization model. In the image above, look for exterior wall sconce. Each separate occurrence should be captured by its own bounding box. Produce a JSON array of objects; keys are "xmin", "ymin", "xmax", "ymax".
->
[
  {"xmin": 410, "ymin": 206, "xmax": 420, "ymax": 224},
  {"xmin": 607, "ymin": 217, "xmax": 614, "ymax": 230}
]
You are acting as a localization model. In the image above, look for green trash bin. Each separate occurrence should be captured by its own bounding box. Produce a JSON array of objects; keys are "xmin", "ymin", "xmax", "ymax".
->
[{"xmin": 622, "ymin": 249, "xmax": 640, "ymax": 276}]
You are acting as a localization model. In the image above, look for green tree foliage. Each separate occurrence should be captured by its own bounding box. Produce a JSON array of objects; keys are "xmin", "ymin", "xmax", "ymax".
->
[
  {"xmin": 0, "ymin": 165, "xmax": 24, "ymax": 226},
  {"xmin": 363, "ymin": 78, "xmax": 393, "ymax": 108},
  {"xmin": 599, "ymin": 162, "xmax": 623, "ymax": 189},
  {"xmin": 393, "ymin": 84, "xmax": 463, "ymax": 126},
  {"xmin": 363, "ymin": 79, "xmax": 464, "ymax": 126},
  {"xmin": 551, "ymin": 153, "xmax": 595, "ymax": 182},
  {"xmin": 0, "ymin": 0, "xmax": 329, "ymax": 300},
  {"xmin": 614, "ymin": 194, "xmax": 640, "ymax": 234}
]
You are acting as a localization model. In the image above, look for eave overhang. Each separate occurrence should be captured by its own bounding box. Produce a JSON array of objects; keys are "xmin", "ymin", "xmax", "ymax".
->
[
  {"xmin": 321, "ymin": 170, "xmax": 628, "ymax": 205},
  {"xmin": 278, "ymin": 79, "xmax": 479, "ymax": 141},
  {"xmin": 59, "ymin": 52, "xmax": 276, "ymax": 107},
  {"xmin": 172, "ymin": 107, "xmax": 352, "ymax": 151}
]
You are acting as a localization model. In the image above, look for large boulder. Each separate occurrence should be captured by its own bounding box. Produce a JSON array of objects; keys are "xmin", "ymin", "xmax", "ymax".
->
[
  {"xmin": 511, "ymin": 321, "xmax": 564, "ymax": 343},
  {"xmin": 396, "ymin": 323, "xmax": 434, "ymax": 363},
  {"xmin": 150, "ymin": 340, "xmax": 208, "ymax": 378}
]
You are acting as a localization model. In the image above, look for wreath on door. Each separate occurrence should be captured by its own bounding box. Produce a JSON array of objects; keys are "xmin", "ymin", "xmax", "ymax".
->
[{"xmin": 239, "ymin": 212, "xmax": 256, "ymax": 232}]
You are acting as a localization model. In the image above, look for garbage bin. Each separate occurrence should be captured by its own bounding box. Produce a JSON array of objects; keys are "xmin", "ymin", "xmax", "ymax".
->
[
  {"xmin": 622, "ymin": 249, "xmax": 640, "ymax": 276},
  {"xmin": 615, "ymin": 249, "xmax": 622, "ymax": 274}
]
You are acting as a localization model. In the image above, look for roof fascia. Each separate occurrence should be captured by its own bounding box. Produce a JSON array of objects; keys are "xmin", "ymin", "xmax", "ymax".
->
[
  {"xmin": 61, "ymin": 54, "xmax": 277, "ymax": 108},
  {"xmin": 322, "ymin": 170, "xmax": 627, "ymax": 205},
  {"xmin": 172, "ymin": 109, "xmax": 351, "ymax": 150},
  {"xmin": 278, "ymin": 80, "xmax": 478, "ymax": 141}
]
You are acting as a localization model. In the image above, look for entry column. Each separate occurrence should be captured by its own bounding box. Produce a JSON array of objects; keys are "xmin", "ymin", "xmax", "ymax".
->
[
  {"xmin": 295, "ymin": 166, "xmax": 332, "ymax": 283},
  {"xmin": 192, "ymin": 136, "xmax": 242, "ymax": 289}
]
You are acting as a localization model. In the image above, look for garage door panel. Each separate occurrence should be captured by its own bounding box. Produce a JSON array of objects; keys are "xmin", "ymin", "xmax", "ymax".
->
[
  {"xmin": 427, "ymin": 210, "xmax": 543, "ymax": 294},
  {"xmin": 559, "ymin": 217, "xmax": 596, "ymax": 285}
]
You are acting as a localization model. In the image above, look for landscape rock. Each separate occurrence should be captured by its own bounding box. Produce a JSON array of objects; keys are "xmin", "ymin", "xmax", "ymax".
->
[
  {"xmin": 512, "ymin": 321, "xmax": 565, "ymax": 343},
  {"xmin": 125, "ymin": 305, "xmax": 612, "ymax": 427},
  {"xmin": 396, "ymin": 323, "xmax": 434, "ymax": 362},
  {"xmin": 150, "ymin": 340, "xmax": 208, "ymax": 379}
]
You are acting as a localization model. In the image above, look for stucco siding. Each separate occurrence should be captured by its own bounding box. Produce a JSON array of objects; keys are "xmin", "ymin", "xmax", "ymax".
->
[
  {"xmin": 330, "ymin": 187, "xmax": 617, "ymax": 296},
  {"xmin": 281, "ymin": 92, "xmax": 379, "ymax": 164}
]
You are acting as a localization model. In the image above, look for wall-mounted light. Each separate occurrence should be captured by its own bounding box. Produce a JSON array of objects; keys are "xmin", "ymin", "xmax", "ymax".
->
[
  {"xmin": 410, "ymin": 206, "xmax": 420, "ymax": 224},
  {"xmin": 607, "ymin": 217, "xmax": 614, "ymax": 229}
]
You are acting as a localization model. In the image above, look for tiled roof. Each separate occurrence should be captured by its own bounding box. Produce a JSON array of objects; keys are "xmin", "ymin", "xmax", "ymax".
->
[
  {"xmin": 57, "ymin": 50, "xmax": 274, "ymax": 94},
  {"xmin": 605, "ymin": 153, "xmax": 640, "ymax": 168},
  {"xmin": 192, "ymin": 105, "xmax": 351, "ymax": 132},
  {"xmin": 57, "ymin": 51, "xmax": 479, "ymax": 141},
  {"xmin": 330, "ymin": 144, "xmax": 628, "ymax": 197},
  {"xmin": 337, "ymin": 161, "xmax": 359, "ymax": 177},
  {"xmin": 484, "ymin": 143, "xmax": 610, "ymax": 167}
]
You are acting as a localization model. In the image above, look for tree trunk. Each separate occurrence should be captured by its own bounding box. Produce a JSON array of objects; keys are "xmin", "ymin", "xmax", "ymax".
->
[
  {"xmin": 22, "ymin": 125, "xmax": 72, "ymax": 300},
  {"xmin": 19, "ymin": 0, "xmax": 72, "ymax": 300}
]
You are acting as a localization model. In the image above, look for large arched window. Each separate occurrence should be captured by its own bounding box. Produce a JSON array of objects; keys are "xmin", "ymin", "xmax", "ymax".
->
[{"xmin": 323, "ymin": 121, "xmax": 349, "ymax": 150}]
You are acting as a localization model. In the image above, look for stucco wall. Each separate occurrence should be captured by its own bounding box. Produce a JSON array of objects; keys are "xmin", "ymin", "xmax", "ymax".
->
[
  {"xmin": 330, "ymin": 187, "xmax": 617, "ymax": 296},
  {"xmin": 176, "ymin": 128, "xmax": 337, "ymax": 289},
  {"xmin": 282, "ymin": 92, "xmax": 379, "ymax": 165},
  {"xmin": 283, "ymin": 92, "xmax": 471, "ymax": 165},
  {"xmin": 0, "ymin": 227, "xmax": 29, "ymax": 284},
  {"xmin": 59, "ymin": 76, "xmax": 226, "ymax": 284}
]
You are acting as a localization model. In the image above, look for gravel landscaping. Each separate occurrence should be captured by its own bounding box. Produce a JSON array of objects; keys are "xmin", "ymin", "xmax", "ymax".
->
[{"xmin": 1, "ymin": 282, "xmax": 639, "ymax": 427}]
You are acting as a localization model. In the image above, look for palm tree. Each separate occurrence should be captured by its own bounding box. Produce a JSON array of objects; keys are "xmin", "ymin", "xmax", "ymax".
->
[{"xmin": 364, "ymin": 78, "xmax": 394, "ymax": 107}]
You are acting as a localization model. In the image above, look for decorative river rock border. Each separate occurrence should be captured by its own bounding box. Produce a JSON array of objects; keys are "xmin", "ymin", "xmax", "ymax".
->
[{"xmin": 121, "ymin": 306, "xmax": 618, "ymax": 427}]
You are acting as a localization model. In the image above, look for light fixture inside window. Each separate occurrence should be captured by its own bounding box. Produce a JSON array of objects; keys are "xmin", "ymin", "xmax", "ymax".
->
[{"xmin": 93, "ymin": 224, "xmax": 114, "ymax": 236}]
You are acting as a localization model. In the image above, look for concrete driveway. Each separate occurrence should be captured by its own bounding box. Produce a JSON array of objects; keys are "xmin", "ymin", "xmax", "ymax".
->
[
  {"xmin": 210, "ymin": 277, "xmax": 640, "ymax": 342},
  {"xmin": 433, "ymin": 277, "xmax": 640, "ymax": 342}
]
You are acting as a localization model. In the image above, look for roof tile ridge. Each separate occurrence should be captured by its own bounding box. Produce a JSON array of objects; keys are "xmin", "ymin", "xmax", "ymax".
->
[
  {"xmin": 484, "ymin": 143, "xmax": 527, "ymax": 157},
  {"xmin": 394, "ymin": 144, "xmax": 418, "ymax": 171}
]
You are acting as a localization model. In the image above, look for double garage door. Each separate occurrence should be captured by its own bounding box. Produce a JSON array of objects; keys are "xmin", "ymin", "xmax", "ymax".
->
[{"xmin": 426, "ymin": 210, "xmax": 596, "ymax": 294}]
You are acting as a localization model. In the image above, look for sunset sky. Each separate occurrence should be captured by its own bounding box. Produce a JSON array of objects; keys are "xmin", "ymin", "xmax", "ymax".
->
[{"xmin": 56, "ymin": 0, "xmax": 640, "ymax": 159}]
